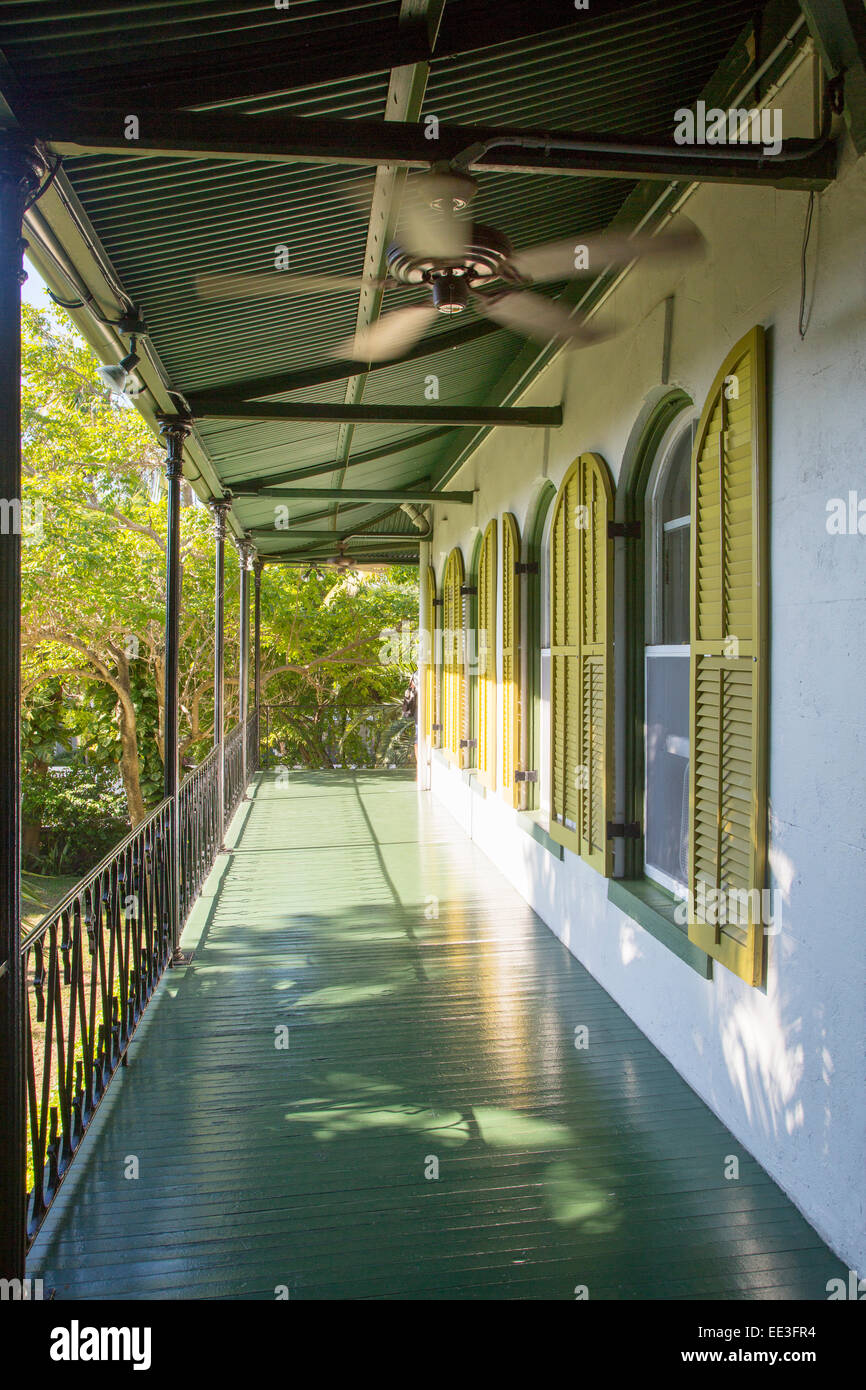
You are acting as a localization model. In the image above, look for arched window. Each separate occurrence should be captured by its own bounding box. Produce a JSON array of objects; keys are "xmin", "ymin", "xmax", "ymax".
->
[
  {"xmin": 549, "ymin": 454, "xmax": 614, "ymax": 873},
  {"xmin": 476, "ymin": 519, "xmax": 497, "ymax": 787},
  {"xmin": 500, "ymin": 513, "xmax": 520, "ymax": 805},
  {"xmin": 520, "ymin": 483, "xmax": 555, "ymax": 818},
  {"xmin": 644, "ymin": 418, "xmax": 696, "ymax": 895},
  {"xmin": 613, "ymin": 332, "xmax": 768, "ymax": 987},
  {"xmin": 537, "ymin": 492, "xmax": 556, "ymax": 821},
  {"xmin": 442, "ymin": 547, "xmax": 465, "ymax": 765},
  {"xmin": 423, "ymin": 564, "xmax": 438, "ymax": 747}
]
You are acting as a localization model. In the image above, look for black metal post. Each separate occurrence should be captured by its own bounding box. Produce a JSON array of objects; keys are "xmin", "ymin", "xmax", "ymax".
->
[
  {"xmin": 0, "ymin": 135, "xmax": 41, "ymax": 1285},
  {"xmin": 211, "ymin": 499, "xmax": 229, "ymax": 844},
  {"xmin": 159, "ymin": 416, "xmax": 191, "ymax": 956},
  {"xmin": 236, "ymin": 539, "xmax": 251, "ymax": 788},
  {"xmin": 253, "ymin": 556, "xmax": 262, "ymax": 774}
]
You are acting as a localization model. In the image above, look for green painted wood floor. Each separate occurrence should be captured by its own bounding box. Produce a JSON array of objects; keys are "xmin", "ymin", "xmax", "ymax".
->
[{"xmin": 29, "ymin": 771, "xmax": 844, "ymax": 1300}]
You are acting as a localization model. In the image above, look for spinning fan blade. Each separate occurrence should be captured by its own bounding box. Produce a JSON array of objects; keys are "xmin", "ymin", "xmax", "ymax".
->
[
  {"xmin": 473, "ymin": 290, "xmax": 609, "ymax": 347},
  {"xmin": 398, "ymin": 171, "xmax": 476, "ymax": 260},
  {"xmin": 341, "ymin": 169, "xmax": 474, "ymax": 260},
  {"xmin": 510, "ymin": 221, "xmax": 706, "ymax": 283},
  {"xmin": 195, "ymin": 271, "xmax": 382, "ymax": 301},
  {"xmin": 333, "ymin": 304, "xmax": 438, "ymax": 362}
]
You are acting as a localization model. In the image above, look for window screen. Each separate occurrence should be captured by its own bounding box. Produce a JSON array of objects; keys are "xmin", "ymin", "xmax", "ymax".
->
[{"xmin": 645, "ymin": 652, "xmax": 690, "ymax": 892}]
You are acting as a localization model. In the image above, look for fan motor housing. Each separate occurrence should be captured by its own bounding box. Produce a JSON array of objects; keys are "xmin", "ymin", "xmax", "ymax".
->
[{"xmin": 387, "ymin": 223, "xmax": 515, "ymax": 290}]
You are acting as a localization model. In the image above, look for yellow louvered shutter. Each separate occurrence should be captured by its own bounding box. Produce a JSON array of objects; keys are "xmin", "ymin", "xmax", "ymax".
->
[
  {"xmin": 550, "ymin": 453, "xmax": 613, "ymax": 873},
  {"xmin": 424, "ymin": 564, "xmax": 437, "ymax": 746},
  {"xmin": 443, "ymin": 548, "xmax": 465, "ymax": 766},
  {"xmin": 477, "ymin": 520, "xmax": 497, "ymax": 787},
  {"xmin": 688, "ymin": 326, "xmax": 768, "ymax": 986},
  {"xmin": 501, "ymin": 513, "xmax": 520, "ymax": 806}
]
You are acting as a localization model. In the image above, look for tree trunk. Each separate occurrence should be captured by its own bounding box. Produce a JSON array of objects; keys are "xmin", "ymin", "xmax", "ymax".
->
[{"xmin": 114, "ymin": 659, "xmax": 147, "ymax": 826}]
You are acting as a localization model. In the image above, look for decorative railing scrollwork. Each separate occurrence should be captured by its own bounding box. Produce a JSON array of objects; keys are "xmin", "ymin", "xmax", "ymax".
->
[
  {"xmin": 178, "ymin": 743, "xmax": 220, "ymax": 923},
  {"xmin": 22, "ymin": 797, "xmax": 174, "ymax": 1246},
  {"xmin": 224, "ymin": 720, "xmax": 244, "ymax": 823},
  {"xmin": 21, "ymin": 712, "xmax": 261, "ymax": 1248}
]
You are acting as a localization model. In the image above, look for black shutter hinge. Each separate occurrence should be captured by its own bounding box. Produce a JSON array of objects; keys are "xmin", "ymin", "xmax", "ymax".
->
[
  {"xmin": 515, "ymin": 561, "xmax": 539, "ymax": 575},
  {"xmin": 431, "ymin": 597, "xmax": 444, "ymax": 608},
  {"xmin": 459, "ymin": 738, "xmax": 477, "ymax": 749},
  {"xmin": 460, "ymin": 584, "xmax": 477, "ymax": 596},
  {"xmin": 607, "ymin": 820, "xmax": 641, "ymax": 839},
  {"xmin": 431, "ymin": 723, "xmax": 443, "ymax": 731},
  {"xmin": 607, "ymin": 521, "xmax": 641, "ymax": 539},
  {"xmin": 514, "ymin": 770, "xmax": 538, "ymax": 783}
]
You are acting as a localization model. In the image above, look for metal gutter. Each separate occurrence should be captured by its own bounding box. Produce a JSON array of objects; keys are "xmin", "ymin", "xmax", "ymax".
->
[{"xmin": 17, "ymin": 160, "xmax": 239, "ymax": 527}]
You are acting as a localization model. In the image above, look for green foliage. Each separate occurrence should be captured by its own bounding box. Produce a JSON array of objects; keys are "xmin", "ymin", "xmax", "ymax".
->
[
  {"xmin": 21, "ymin": 678, "xmax": 67, "ymax": 770},
  {"xmin": 21, "ymin": 758, "xmax": 130, "ymax": 876},
  {"xmin": 264, "ymin": 702, "xmax": 415, "ymax": 770},
  {"xmin": 20, "ymin": 295, "xmax": 420, "ymax": 870}
]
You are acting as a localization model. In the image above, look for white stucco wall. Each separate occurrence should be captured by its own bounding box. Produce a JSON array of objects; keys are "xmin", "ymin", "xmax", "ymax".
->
[{"xmin": 424, "ymin": 60, "xmax": 866, "ymax": 1273}]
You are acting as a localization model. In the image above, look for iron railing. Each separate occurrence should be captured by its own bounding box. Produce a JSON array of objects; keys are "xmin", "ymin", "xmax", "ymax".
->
[
  {"xmin": 224, "ymin": 720, "xmax": 244, "ymax": 822},
  {"xmin": 246, "ymin": 707, "xmax": 258, "ymax": 785},
  {"xmin": 178, "ymin": 743, "xmax": 220, "ymax": 923},
  {"xmin": 20, "ymin": 709, "xmax": 259, "ymax": 1248},
  {"xmin": 261, "ymin": 702, "xmax": 414, "ymax": 771},
  {"xmin": 22, "ymin": 796, "xmax": 174, "ymax": 1246}
]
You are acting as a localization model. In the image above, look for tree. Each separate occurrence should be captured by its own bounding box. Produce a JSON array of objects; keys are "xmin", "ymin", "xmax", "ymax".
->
[
  {"xmin": 21, "ymin": 300, "xmax": 420, "ymax": 841},
  {"xmin": 21, "ymin": 301, "xmax": 236, "ymax": 824}
]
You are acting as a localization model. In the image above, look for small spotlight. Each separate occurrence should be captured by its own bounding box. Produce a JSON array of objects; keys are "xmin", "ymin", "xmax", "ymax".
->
[
  {"xmin": 97, "ymin": 339, "xmax": 141, "ymax": 395},
  {"xmin": 97, "ymin": 363, "xmax": 130, "ymax": 392}
]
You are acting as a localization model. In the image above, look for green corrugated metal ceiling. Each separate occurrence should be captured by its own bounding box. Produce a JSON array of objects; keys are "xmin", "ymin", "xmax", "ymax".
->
[{"xmin": 0, "ymin": 0, "xmax": 767, "ymax": 563}]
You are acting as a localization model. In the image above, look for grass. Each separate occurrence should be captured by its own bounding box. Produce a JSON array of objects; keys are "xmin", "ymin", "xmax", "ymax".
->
[{"xmin": 22, "ymin": 870, "xmax": 82, "ymax": 934}]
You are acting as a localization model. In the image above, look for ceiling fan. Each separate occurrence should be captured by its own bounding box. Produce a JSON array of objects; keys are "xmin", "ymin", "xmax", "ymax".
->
[
  {"xmin": 196, "ymin": 169, "xmax": 704, "ymax": 362},
  {"xmin": 302, "ymin": 543, "xmax": 386, "ymax": 575}
]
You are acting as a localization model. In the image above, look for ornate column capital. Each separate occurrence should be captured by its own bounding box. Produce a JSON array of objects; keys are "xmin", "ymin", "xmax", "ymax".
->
[
  {"xmin": 157, "ymin": 414, "xmax": 192, "ymax": 479},
  {"xmin": 0, "ymin": 134, "xmax": 45, "ymax": 195},
  {"xmin": 232, "ymin": 535, "xmax": 254, "ymax": 570},
  {"xmin": 209, "ymin": 495, "xmax": 231, "ymax": 539}
]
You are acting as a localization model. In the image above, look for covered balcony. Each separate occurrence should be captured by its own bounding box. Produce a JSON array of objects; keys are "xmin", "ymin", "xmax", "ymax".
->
[
  {"xmin": 26, "ymin": 770, "xmax": 843, "ymax": 1300},
  {"xmin": 1, "ymin": 0, "xmax": 863, "ymax": 1314}
]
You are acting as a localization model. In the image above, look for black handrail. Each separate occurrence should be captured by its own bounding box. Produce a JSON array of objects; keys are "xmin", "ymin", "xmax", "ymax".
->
[
  {"xmin": 178, "ymin": 743, "xmax": 220, "ymax": 923},
  {"xmin": 22, "ymin": 795, "xmax": 173, "ymax": 1245},
  {"xmin": 224, "ymin": 720, "xmax": 244, "ymax": 822},
  {"xmin": 21, "ymin": 709, "xmax": 259, "ymax": 1248}
]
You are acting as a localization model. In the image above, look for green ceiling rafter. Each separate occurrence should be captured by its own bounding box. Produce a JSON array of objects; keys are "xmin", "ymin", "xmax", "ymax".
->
[
  {"xmin": 220, "ymin": 429, "xmax": 457, "ymax": 490},
  {"xmin": 21, "ymin": 104, "xmax": 836, "ymax": 188},
  {"xmin": 188, "ymin": 401, "xmax": 562, "ymax": 426},
  {"xmin": 233, "ymin": 485, "xmax": 473, "ymax": 504},
  {"xmin": 330, "ymin": 0, "xmax": 446, "ymax": 539},
  {"xmin": 0, "ymin": 0, "xmax": 821, "ymax": 562}
]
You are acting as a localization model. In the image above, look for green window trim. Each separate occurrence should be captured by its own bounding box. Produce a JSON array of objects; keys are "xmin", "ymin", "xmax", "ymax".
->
[
  {"xmin": 607, "ymin": 878, "xmax": 712, "ymax": 978},
  {"xmin": 524, "ymin": 481, "xmax": 556, "ymax": 814},
  {"xmin": 442, "ymin": 547, "xmax": 465, "ymax": 767},
  {"xmin": 516, "ymin": 810, "xmax": 565, "ymax": 861},
  {"xmin": 549, "ymin": 453, "xmax": 614, "ymax": 874},
  {"xmin": 477, "ymin": 518, "xmax": 497, "ymax": 788},
  {"xmin": 618, "ymin": 387, "xmax": 693, "ymax": 884}
]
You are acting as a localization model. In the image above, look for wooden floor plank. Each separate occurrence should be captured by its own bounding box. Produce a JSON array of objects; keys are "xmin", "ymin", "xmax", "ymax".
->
[{"xmin": 28, "ymin": 771, "xmax": 844, "ymax": 1300}]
